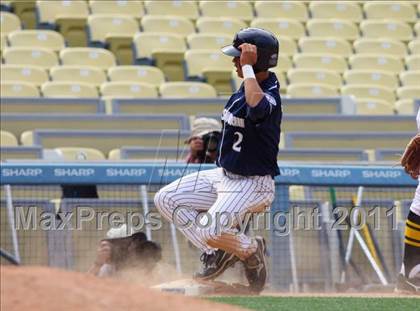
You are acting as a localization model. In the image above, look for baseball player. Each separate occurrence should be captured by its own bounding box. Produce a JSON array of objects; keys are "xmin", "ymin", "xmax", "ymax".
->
[
  {"xmin": 397, "ymin": 107, "xmax": 420, "ymax": 293},
  {"xmin": 154, "ymin": 28, "xmax": 281, "ymax": 293}
]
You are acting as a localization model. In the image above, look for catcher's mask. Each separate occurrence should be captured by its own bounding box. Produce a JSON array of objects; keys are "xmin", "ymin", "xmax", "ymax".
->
[{"xmin": 222, "ymin": 27, "xmax": 279, "ymax": 73}]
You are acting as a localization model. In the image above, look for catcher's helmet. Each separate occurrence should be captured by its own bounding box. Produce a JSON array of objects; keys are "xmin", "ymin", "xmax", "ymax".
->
[{"xmin": 222, "ymin": 28, "xmax": 279, "ymax": 73}]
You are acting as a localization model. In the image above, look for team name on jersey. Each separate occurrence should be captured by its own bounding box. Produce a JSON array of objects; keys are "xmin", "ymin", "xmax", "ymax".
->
[{"xmin": 221, "ymin": 109, "xmax": 245, "ymax": 128}]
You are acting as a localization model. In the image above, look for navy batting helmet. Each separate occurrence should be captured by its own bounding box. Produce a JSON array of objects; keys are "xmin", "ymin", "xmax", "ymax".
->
[{"xmin": 222, "ymin": 28, "xmax": 279, "ymax": 73}]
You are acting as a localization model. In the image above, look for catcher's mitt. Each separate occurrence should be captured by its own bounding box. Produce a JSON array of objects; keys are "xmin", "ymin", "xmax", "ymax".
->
[{"xmin": 401, "ymin": 134, "xmax": 420, "ymax": 179}]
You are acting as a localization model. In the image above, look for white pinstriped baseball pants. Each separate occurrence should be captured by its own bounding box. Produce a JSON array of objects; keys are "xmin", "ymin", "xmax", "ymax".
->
[{"xmin": 154, "ymin": 168, "xmax": 275, "ymax": 259}]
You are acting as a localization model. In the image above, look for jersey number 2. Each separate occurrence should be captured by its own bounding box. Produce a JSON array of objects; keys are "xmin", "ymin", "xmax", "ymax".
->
[{"xmin": 233, "ymin": 132, "xmax": 243, "ymax": 152}]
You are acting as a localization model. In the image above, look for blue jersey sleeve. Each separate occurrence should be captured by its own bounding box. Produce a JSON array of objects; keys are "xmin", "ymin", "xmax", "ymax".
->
[{"xmin": 246, "ymin": 90, "xmax": 280, "ymax": 123}]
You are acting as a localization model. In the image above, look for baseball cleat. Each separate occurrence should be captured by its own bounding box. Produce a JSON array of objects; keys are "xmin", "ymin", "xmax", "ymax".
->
[
  {"xmin": 395, "ymin": 274, "xmax": 420, "ymax": 294},
  {"xmin": 194, "ymin": 249, "xmax": 239, "ymax": 281},
  {"xmin": 244, "ymin": 236, "xmax": 267, "ymax": 293}
]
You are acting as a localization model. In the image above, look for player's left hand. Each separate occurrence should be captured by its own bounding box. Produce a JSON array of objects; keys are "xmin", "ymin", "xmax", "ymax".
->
[{"xmin": 239, "ymin": 43, "xmax": 257, "ymax": 66}]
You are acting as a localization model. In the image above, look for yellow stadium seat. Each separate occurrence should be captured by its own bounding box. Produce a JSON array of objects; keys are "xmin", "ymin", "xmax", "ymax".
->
[
  {"xmin": 107, "ymin": 66, "xmax": 165, "ymax": 88},
  {"xmin": 1, "ymin": 130, "xmax": 18, "ymax": 147},
  {"xmin": 100, "ymin": 82, "xmax": 158, "ymax": 98},
  {"xmin": 3, "ymin": 47, "xmax": 58, "ymax": 69},
  {"xmin": 399, "ymin": 71, "xmax": 420, "ymax": 87},
  {"xmin": 349, "ymin": 54, "xmax": 403, "ymax": 74},
  {"xmin": 343, "ymin": 70, "xmax": 398, "ymax": 89},
  {"xmin": 141, "ymin": 15, "xmax": 195, "ymax": 36},
  {"xmin": 199, "ymin": 1, "xmax": 253, "ymax": 22},
  {"xmin": 20, "ymin": 130, "xmax": 33, "ymax": 146},
  {"xmin": 49, "ymin": 65, "xmax": 107, "ymax": 86},
  {"xmin": 415, "ymin": 22, "xmax": 420, "ymax": 37},
  {"xmin": 309, "ymin": 1, "xmax": 363, "ymax": 22},
  {"xmin": 306, "ymin": 19, "xmax": 359, "ymax": 41},
  {"xmin": 254, "ymin": 1, "xmax": 308, "ymax": 21},
  {"xmin": 10, "ymin": 0, "xmax": 37, "ymax": 30},
  {"xmin": 60, "ymin": 48, "xmax": 116, "ymax": 70},
  {"xmin": 36, "ymin": 0, "xmax": 89, "ymax": 47},
  {"xmin": 0, "ymin": 12, "xmax": 21, "ymax": 35},
  {"xmin": 364, "ymin": 2, "xmax": 417, "ymax": 23},
  {"xmin": 287, "ymin": 83, "xmax": 338, "ymax": 98},
  {"xmin": 1, "ymin": 33, "xmax": 7, "ymax": 50},
  {"xmin": 293, "ymin": 54, "xmax": 348, "ymax": 73},
  {"xmin": 108, "ymin": 149, "xmax": 121, "ymax": 160},
  {"xmin": 187, "ymin": 33, "xmax": 231, "ymax": 50},
  {"xmin": 1, "ymin": 65, "xmax": 48, "ymax": 86},
  {"xmin": 250, "ymin": 18, "xmax": 305, "ymax": 39},
  {"xmin": 89, "ymin": 0, "xmax": 145, "ymax": 19},
  {"xmin": 196, "ymin": 17, "xmax": 246, "ymax": 36},
  {"xmin": 341, "ymin": 85, "xmax": 395, "ymax": 104},
  {"xmin": 144, "ymin": 0, "xmax": 199, "ymax": 20},
  {"xmin": 132, "ymin": 32, "xmax": 186, "ymax": 81},
  {"xmin": 7, "ymin": 30, "xmax": 65, "ymax": 51},
  {"xmin": 354, "ymin": 98, "xmax": 395, "ymax": 115},
  {"xmin": 298, "ymin": 37, "xmax": 352, "ymax": 57},
  {"xmin": 42, "ymin": 81, "xmax": 99, "ymax": 98},
  {"xmin": 408, "ymin": 40, "xmax": 420, "ymax": 55},
  {"xmin": 395, "ymin": 99, "xmax": 415, "ymax": 115},
  {"xmin": 405, "ymin": 55, "xmax": 420, "ymax": 71},
  {"xmin": 160, "ymin": 82, "xmax": 217, "ymax": 98},
  {"xmin": 1, "ymin": 81, "xmax": 39, "ymax": 97},
  {"xmin": 87, "ymin": 14, "xmax": 139, "ymax": 65},
  {"xmin": 360, "ymin": 20, "xmax": 413, "ymax": 41},
  {"xmin": 276, "ymin": 37, "xmax": 297, "ymax": 57},
  {"xmin": 288, "ymin": 69, "xmax": 342, "ymax": 89},
  {"xmin": 55, "ymin": 147, "xmax": 105, "ymax": 161},
  {"xmin": 353, "ymin": 38, "xmax": 407, "ymax": 58},
  {"xmin": 397, "ymin": 86, "xmax": 420, "ymax": 100},
  {"xmin": 272, "ymin": 55, "xmax": 293, "ymax": 72}
]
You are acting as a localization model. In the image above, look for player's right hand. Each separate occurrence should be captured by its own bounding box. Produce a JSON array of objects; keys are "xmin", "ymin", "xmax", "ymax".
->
[{"xmin": 95, "ymin": 240, "xmax": 112, "ymax": 266}]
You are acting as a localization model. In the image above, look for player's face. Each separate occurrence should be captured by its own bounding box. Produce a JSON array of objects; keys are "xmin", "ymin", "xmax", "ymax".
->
[{"xmin": 233, "ymin": 57, "xmax": 243, "ymax": 78}]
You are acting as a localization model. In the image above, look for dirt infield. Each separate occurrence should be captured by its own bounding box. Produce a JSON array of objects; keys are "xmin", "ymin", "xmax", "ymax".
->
[{"xmin": 0, "ymin": 266, "xmax": 245, "ymax": 311}]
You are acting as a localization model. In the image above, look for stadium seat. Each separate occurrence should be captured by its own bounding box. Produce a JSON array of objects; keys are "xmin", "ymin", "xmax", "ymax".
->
[
  {"xmin": 306, "ymin": 19, "xmax": 359, "ymax": 41},
  {"xmin": 160, "ymin": 82, "xmax": 217, "ymax": 98},
  {"xmin": 184, "ymin": 49, "xmax": 232, "ymax": 94},
  {"xmin": 0, "ymin": 130, "xmax": 18, "ymax": 146},
  {"xmin": 354, "ymin": 98, "xmax": 395, "ymax": 115},
  {"xmin": 341, "ymin": 85, "xmax": 396, "ymax": 104},
  {"xmin": 353, "ymin": 38, "xmax": 407, "ymax": 58},
  {"xmin": 399, "ymin": 71, "xmax": 420, "ymax": 87},
  {"xmin": 199, "ymin": 1, "xmax": 253, "ymax": 22},
  {"xmin": 55, "ymin": 147, "xmax": 105, "ymax": 161},
  {"xmin": 36, "ymin": 0, "xmax": 89, "ymax": 46},
  {"xmin": 100, "ymin": 82, "xmax": 158, "ymax": 98},
  {"xmin": 9, "ymin": 0, "xmax": 37, "ymax": 30},
  {"xmin": 272, "ymin": 55, "xmax": 293, "ymax": 73},
  {"xmin": 41, "ymin": 81, "xmax": 99, "ymax": 98},
  {"xmin": 415, "ymin": 22, "xmax": 420, "ymax": 37},
  {"xmin": 107, "ymin": 66, "xmax": 165, "ymax": 87},
  {"xmin": 140, "ymin": 15, "xmax": 195, "ymax": 36},
  {"xmin": 1, "ymin": 33, "xmax": 7, "ymax": 51},
  {"xmin": 49, "ymin": 66, "xmax": 107, "ymax": 86},
  {"xmin": 298, "ymin": 37, "xmax": 352, "ymax": 57},
  {"xmin": 87, "ymin": 14, "xmax": 139, "ymax": 64},
  {"xmin": 132, "ymin": 33, "xmax": 186, "ymax": 81},
  {"xmin": 20, "ymin": 130, "xmax": 33, "ymax": 146},
  {"xmin": 287, "ymin": 83, "xmax": 338, "ymax": 98},
  {"xmin": 144, "ymin": 0, "xmax": 199, "ymax": 20},
  {"xmin": 293, "ymin": 54, "xmax": 348, "ymax": 73},
  {"xmin": 1, "ymin": 81, "xmax": 40, "ymax": 97},
  {"xmin": 3, "ymin": 47, "xmax": 58, "ymax": 68},
  {"xmin": 287, "ymin": 69, "xmax": 342, "ymax": 89},
  {"xmin": 250, "ymin": 18, "xmax": 305, "ymax": 40},
  {"xmin": 254, "ymin": 1, "xmax": 308, "ymax": 21},
  {"xmin": 7, "ymin": 30, "xmax": 65, "ymax": 51},
  {"xmin": 343, "ymin": 70, "xmax": 399, "ymax": 89},
  {"xmin": 60, "ymin": 48, "xmax": 116, "ymax": 70},
  {"xmin": 1, "ymin": 65, "xmax": 48, "ymax": 86},
  {"xmin": 276, "ymin": 37, "xmax": 297, "ymax": 57},
  {"xmin": 89, "ymin": 0, "xmax": 145, "ymax": 19},
  {"xmin": 408, "ymin": 40, "xmax": 420, "ymax": 55},
  {"xmin": 187, "ymin": 33, "xmax": 231, "ymax": 50},
  {"xmin": 397, "ymin": 86, "xmax": 420, "ymax": 100},
  {"xmin": 349, "ymin": 54, "xmax": 403, "ymax": 74},
  {"xmin": 196, "ymin": 17, "xmax": 246, "ymax": 36},
  {"xmin": 0, "ymin": 12, "xmax": 21, "ymax": 35},
  {"xmin": 395, "ymin": 99, "xmax": 416, "ymax": 115},
  {"xmin": 405, "ymin": 55, "xmax": 420, "ymax": 71},
  {"xmin": 309, "ymin": 1, "xmax": 363, "ymax": 22},
  {"xmin": 364, "ymin": 2, "xmax": 417, "ymax": 23},
  {"xmin": 360, "ymin": 20, "xmax": 413, "ymax": 41}
]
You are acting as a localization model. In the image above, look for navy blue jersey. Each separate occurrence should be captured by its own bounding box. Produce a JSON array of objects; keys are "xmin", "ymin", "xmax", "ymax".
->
[{"xmin": 217, "ymin": 72, "xmax": 282, "ymax": 176}]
